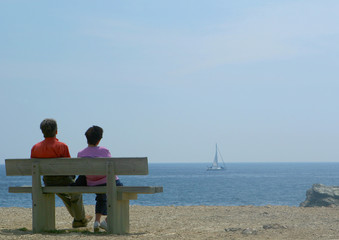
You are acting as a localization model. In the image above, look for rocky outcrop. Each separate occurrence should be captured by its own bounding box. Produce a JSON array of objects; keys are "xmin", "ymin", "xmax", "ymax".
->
[{"xmin": 300, "ymin": 184, "xmax": 339, "ymax": 207}]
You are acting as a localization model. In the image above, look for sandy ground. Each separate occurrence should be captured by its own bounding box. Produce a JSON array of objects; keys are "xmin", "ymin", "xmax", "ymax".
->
[{"xmin": 1, "ymin": 205, "xmax": 339, "ymax": 240}]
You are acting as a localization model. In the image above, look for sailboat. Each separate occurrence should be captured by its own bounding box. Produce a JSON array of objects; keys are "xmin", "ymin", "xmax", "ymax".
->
[{"xmin": 207, "ymin": 144, "xmax": 226, "ymax": 171}]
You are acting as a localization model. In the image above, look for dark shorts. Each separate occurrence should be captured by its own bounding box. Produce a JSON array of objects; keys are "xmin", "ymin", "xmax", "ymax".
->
[{"xmin": 95, "ymin": 180, "xmax": 123, "ymax": 215}]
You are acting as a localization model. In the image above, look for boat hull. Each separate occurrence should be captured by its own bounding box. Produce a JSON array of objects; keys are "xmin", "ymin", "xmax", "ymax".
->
[{"xmin": 207, "ymin": 166, "xmax": 225, "ymax": 171}]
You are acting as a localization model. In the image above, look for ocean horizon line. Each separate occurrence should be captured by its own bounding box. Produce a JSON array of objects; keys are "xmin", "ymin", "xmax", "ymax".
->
[{"xmin": 2, "ymin": 161, "xmax": 339, "ymax": 165}]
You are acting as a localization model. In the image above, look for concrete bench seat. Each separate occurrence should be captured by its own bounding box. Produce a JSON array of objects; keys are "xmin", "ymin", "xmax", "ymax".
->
[{"xmin": 5, "ymin": 157, "xmax": 163, "ymax": 234}]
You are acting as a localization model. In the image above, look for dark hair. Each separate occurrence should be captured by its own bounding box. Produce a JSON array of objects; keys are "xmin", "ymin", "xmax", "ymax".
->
[
  {"xmin": 85, "ymin": 125, "xmax": 103, "ymax": 145},
  {"xmin": 40, "ymin": 118, "xmax": 57, "ymax": 138}
]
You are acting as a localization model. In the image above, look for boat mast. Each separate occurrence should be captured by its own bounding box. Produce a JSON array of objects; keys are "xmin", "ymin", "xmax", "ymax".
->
[{"xmin": 212, "ymin": 144, "xmax": 218, "ymax": 167}]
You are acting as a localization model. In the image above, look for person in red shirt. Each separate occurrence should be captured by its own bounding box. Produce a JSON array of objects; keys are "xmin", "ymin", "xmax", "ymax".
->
[{"xmin": 31, "ymin": 118, "xmax": 92, "ymax": 228}]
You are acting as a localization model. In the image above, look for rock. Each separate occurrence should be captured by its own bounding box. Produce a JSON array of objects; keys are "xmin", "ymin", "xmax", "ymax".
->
[
  {"xmin": 300, "ymin": 184, "xmax": 339, "ymax": 207},
  {"xmin": 225, "ymin": 227, "xmax": 242, "ymax": 232},
  {"xmin": 224, "ymin": 227, "xmax": 258, "ymax": 235},
  {"xmin": 263, "ymin": 223, "xmax": 287, "ymax": 230},
  {"xmin": 242, "ymin": 228, "xmax": 257, "ymax": 235}
]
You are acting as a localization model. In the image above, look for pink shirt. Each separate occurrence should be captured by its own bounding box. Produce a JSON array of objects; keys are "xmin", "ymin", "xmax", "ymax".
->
[{"xmin": 77, "ymin": 146, "xmax": 118, "ymax": 186}]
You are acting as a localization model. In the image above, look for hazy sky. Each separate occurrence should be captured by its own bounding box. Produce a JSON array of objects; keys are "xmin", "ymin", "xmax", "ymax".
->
[{"xmin": 1, "ymin": 0, "xmax": 339, "ymax": 164}]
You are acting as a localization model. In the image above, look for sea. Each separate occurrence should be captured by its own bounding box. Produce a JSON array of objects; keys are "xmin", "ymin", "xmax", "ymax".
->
[{"xmin": 1, "ymin": 162, "xmax": 339, "ymax": 208}]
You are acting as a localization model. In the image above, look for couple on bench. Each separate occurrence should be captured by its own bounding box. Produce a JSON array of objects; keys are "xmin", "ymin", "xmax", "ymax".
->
[{"xmin": 31, "ymin": 118, "xmax": 122, "ymax": 232}]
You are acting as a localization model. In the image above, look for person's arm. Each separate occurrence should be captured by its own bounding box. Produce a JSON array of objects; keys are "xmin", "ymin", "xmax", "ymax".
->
[{"xmin": 61, "ymin": 144, "xmax": 71, "ymax": 158}]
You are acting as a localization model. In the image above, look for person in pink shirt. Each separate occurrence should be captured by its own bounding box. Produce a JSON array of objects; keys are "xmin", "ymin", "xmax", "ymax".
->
[{"xmin": 77, "ymin": 125, "xmax": 123, "ymax": 232}]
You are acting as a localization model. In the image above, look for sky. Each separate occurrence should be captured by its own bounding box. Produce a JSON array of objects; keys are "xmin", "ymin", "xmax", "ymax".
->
[{"xmin": 1, "ymin": 0, "xmax": 339, "ymax": 164}]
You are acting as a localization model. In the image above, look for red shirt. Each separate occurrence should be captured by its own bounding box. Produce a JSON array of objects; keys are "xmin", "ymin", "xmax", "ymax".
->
[{"xmin": 31, "ymin": 137, "xmax": 71, "ymax": 158}]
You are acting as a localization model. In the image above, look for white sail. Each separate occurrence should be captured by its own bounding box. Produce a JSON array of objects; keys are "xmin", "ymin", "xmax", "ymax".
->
[
  {"xmin": 212, "ymin": 144, "xmax": 219, "ymax": 167},
  {"xmin": 207, "ymin": 144, "xmax": 225, "ymax": 171}
]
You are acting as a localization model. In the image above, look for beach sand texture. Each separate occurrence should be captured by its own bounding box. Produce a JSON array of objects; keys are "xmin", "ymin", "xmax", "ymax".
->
[{"xmin": 1, "ymin": 205, "xmax": 339, "ymax": 239}]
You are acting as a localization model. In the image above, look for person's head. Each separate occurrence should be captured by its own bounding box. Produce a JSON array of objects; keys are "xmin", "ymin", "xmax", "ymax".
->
[
  {"xmin": 40, "ymin": 118, "xmax": 58, "ymax": 138},
  {"xmin": 85, "ymin": 125, "xmax": 103, "ymax": 146}
]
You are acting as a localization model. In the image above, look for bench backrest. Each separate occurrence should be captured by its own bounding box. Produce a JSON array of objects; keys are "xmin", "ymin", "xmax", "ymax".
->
[{"xmin": 5, "ymin": 157, "xmax": 148, "ymax": 176}]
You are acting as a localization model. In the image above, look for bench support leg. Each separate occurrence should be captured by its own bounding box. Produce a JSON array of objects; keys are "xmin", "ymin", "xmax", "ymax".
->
[
  {"xmin": 32, "ymin": 193, "xmax": 55, "ymax": 233},
  {"xmin": 117, "ymin": 199, "xmax": 129, "ymax": 233},
  {"xmin": 106, "ymin": 162, "xmax": 119, "ymax": 234},
  {"xmin": 32, "ymin": 161, "xmax": 55, "ymax": 233}
]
